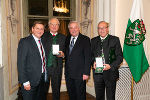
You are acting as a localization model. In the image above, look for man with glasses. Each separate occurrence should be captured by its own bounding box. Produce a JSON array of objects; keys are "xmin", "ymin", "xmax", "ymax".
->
[
  {"xmin": 42, "ymin": 18, "xmax": 66, "ymax": 100},
  {"xmin": 91, "ymin": 21, "xmax": 123, "ymax": 100}
]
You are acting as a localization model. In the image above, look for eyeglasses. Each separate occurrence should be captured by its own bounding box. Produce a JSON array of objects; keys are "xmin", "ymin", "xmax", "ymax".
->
[
  {"xmin": 49, "ymin": 23, "xmax": 59, "ymax": 26},
  {"xmin": 98, "ymin": 27, "xmax": 108, "ymax": 30}
]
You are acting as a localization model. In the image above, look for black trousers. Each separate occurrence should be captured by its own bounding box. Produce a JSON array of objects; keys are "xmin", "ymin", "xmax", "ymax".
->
[
  {"xmin": 21, "ymin": 73, "xmax": 48, "ymax": 100},
  {"xmin": 46, "ymin": 66, "xmax": 62, "ymax": 100},
  {"xmin": 93, "ymin": 73, "xmax": 116, "ymax": 100},
  {"xmin": 65, "ymin": 77, "xmax": 86, "ymax": 100}
]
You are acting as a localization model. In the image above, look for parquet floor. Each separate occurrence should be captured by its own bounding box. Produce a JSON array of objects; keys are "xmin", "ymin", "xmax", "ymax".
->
[{"xmin": 47, "ymin": 92, "xmax": 96, "ymax": 100}]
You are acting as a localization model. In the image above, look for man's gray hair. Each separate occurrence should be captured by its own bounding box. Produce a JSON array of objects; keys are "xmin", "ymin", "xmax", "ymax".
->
[
  {"xmin": 98, "ymin": 21, "xmax": 109, "ymax": 27},
  {"xmin": 48, "ymin": 17, "xmax": 60, "ymax": 25},
  {"xmin": 68, "ymin": 21, "xmax": 80, "ymax": 28}
]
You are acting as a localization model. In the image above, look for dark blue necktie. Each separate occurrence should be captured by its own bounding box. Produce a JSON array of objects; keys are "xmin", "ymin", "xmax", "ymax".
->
[{"xmin": 69, "ymin": 37, "xmax": 75, "ymax": 54}]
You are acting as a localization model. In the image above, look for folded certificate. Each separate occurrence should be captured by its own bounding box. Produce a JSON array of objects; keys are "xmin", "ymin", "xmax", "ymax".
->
[
  {"xmin": 95, "ymin": 57, "xmax": 104, "ymax": 73},
  {"xmin": 52, "ymin": 44, "xmax": 59, "ymax": 55}
]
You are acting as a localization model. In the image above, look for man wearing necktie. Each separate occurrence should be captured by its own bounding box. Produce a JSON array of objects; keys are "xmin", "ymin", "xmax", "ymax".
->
[
  {"xmin": 17, "ymin": 21, "xmax": 47, "ymax": 100},
  {"xmin": 91, "ymin": 21, "xmax": 123, "ymax": 100},
  {"xmin": 42, "ymin": 18, "xmax": 66, "ymax": 100},
  {"xmin": 69, "ymin": 37, "xmax": 75, "ymax": 54},
  {"xmin": 64, "ymin": 21, "xmax": 91, "ymax": 100}
]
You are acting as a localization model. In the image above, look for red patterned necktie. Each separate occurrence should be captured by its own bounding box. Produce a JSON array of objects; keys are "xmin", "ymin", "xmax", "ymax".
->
[{"xmin": 38, "ymin": 40, "xmax": 46, "ymax": 73}]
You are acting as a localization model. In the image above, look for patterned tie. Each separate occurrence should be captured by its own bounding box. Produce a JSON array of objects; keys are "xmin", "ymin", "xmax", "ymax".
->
[
  {"xmin": 38, "ymin": 40, "xmax": 46, "ymax": 73},
  {"xmin": 38, "ymin": 40, "xmax": 48, "ymax": 82},
  {"xmin": 69, "ymin": 37, "xmax": 75, "ymax": 54},
  {"xmin": 101, "ymin": 39, "xmax": 105, "ymax": 64}
]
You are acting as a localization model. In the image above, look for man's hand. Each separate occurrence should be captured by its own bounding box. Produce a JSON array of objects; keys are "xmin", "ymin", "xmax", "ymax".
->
[
  {"xmin": 83, "ymin": 75, "xmax": 89, "ymax": 80},
  {"xmin": 103, "ymin": 64, "xmax": 111, "ymax": 70},
  {"xmin": 24, "ymin": 84, "xmax": 31, "ymax": 90},
  {"xmin": 57, "ymin": 51, "xmax": 64, "ymax": 58}
]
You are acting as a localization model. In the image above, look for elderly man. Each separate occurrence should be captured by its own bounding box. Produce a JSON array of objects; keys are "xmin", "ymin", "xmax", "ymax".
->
[
  {"xmin": 91, "ymin": 21, "xmax": 123, "ymax": 100},
  {"xmin": 42, "ymin": 18, "xmax": 66, "ymax": 100},
  {"xmin": 64, "ymin": 21, "xmax": 91, "ymax": 100}
]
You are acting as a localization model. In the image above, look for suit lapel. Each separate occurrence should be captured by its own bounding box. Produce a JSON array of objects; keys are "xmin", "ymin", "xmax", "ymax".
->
[
  {"xmin": 69, "ymin": 33, "xmax": 82, "ymax": 55},
  {"xmin": 103, "ymin": 35, "xmax": 110, "ymax": 63},
  {"xmin": 48, "ymin": 32, "xmax": 53, "ymax": 45},
  {"xmin": 29, "ymin": 35, "xmax": 41, "ymax": 58},
  {"xmin": 66, "ymin": 35, "xmax": 71, "ymax": 56},
  {"xmin": 96, "ymin": 37, "xmax": 102, "ymax": 55},
  {"xmin": 45, "ymin": 32, "xmax": 54, "ymax": 55},
  {"xmin": 72, "ymin": 34, "xmax": 81, "ymax": 50}
]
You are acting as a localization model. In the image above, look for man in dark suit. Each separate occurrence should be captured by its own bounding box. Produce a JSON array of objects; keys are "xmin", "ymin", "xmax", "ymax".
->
[
  {"xmin": 64, "ymin": 21, "xmax": 91, "ymax": 100},
  {"xmin": 91, "ymin": 21, "xmax": 123, "ymax": 100},
  {"xmin": 17, "ymin": 21, "xmax": 47, "ymax": 100},
  {"xmin": 42, "ymin": 18, "xmax": 66, "ymax": 100}
]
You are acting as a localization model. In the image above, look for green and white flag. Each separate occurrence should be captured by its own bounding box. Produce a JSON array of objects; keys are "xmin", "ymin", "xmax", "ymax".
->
[{"xmin": 123, "ymin": 0, "xmax": 149, "ymax": 83}]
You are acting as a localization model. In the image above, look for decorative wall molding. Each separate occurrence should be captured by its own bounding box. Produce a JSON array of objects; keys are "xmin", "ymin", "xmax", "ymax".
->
[
  {"xmin": 80, "ymin": 0, "xmax": 94, "ymax": 38},
  {"xmin": 5, "ymin": 0, "xmax": 21, "ymax": 94}
]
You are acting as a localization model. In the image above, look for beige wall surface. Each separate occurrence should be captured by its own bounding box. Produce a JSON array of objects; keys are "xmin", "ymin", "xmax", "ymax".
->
[
  {"xmin": 0, "ymin": 0, "xmax": 2, "ymax": 66},
  {"xmin": 1, "ymin": 0, "xmax": 21, "ymax": 100},
  {"xmin": 143, "ymin": 0, "xmax": 150, "ymax": 62},
  {"xmin": 115, "ymin": 0, "xmax": 133, "ymax": 47}
]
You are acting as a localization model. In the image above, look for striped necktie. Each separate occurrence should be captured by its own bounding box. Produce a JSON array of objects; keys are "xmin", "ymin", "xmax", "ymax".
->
[{"xmin": 38, "ymin": 40, "xmax": 46, "ymax": 73}]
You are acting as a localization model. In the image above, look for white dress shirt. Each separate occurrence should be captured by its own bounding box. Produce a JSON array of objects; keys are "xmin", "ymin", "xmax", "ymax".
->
[{"xmin": 70, "ymin": 35, "xmax": 78, "ymax": 45}]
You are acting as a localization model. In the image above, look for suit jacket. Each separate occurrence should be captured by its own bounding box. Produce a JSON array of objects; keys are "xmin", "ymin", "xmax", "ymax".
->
[
  {"xmin": 42, "ymin": 32, "xmax": 66, "ymax": 73},
  {"xmin": 91, "ymin": 35, "xmax": 123, "ymax": 81},
  {"xmin": 17, "ymin": 34, "xmax": 43, "ymax": 86},
  {"xmin": 65, "ymin": 33, "xmax": 91, "ymax": 79}
]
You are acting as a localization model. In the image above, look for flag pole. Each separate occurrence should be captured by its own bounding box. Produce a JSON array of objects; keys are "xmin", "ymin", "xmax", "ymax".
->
[{"xmin": 131, "ymin": 76, "xmax": 134, "ymax": 100}]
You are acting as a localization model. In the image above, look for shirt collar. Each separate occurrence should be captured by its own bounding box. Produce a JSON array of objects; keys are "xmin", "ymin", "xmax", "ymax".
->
[
  {"xmin": 100, "ymin": 34, "xmax": 108, "ymax": 40},
  {"xmin": 50, "ymin": 31, "xmax": 58, "ymax": 36},
  {"xmin": 71, "ymin": 35, "xmax": 78, "ymax": 40},
  {"xmin": 32, "ymin": 34, "xmax": 40, "ymax": 41}
]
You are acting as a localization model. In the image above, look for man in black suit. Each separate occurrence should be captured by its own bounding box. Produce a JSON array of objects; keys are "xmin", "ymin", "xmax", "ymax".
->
[
  {"xmin": 17, "ymin": 21, "xmax": 47, "ymax": 100},
  {"xmin": 91, "ymin": 21, "xmax": 123, "ymax": 100},
  {"xmin": 64, "ymin": 21, "xmax": 91, "ymax": 100},
  {"xmin": 42, "ymin": 18, "xmax": 66, "ymax": 100}
]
